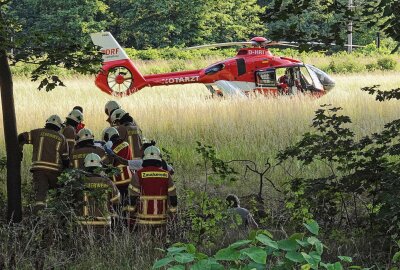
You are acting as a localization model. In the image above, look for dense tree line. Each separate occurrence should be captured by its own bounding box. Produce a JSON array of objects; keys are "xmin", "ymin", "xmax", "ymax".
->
[{"xmin": 3, "ymin": 0, "xmax": 399, "ymax": 50}]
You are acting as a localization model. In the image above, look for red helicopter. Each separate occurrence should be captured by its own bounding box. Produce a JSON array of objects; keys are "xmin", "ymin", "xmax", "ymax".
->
[{"xmin": 90, "ymin": 32, "xmax": 335, "ymax": 97}]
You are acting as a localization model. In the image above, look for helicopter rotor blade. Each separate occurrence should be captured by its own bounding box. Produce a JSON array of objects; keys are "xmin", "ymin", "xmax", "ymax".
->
[
  {"xmin": 281, "ymin": 41, "xmax": 365, "ymax": 48},
  {"xmin": 185, "ymin": 41, "xmax": 254, "ymax": 50},
  {"xmin": 265, "ymin": 41, "xmax": 299, "ymax": 47}
]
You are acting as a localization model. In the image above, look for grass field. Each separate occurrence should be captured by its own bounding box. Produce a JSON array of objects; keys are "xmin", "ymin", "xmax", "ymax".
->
[
  {"xmin": 0, "ymin": 71, "xmax": 399, "ymax": 198},
  {"xmin": 0, "ymin": 71, "xmax": 399, "ymax": 269}
]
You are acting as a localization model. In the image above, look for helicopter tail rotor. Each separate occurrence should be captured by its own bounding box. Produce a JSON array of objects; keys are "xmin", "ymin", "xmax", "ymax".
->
[{"xmin": 91, "ymin": 32, "xmax": 148, "ymax": 97}]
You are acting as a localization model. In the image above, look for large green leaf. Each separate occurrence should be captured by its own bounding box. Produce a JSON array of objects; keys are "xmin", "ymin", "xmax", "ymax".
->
[
  {"xmin": 190, "ymin": 259, "xmax": 224, "ymax": 270},
  {"xmin": 296, "ymin": 239, "xmax": 310, "ymax": 247},
  {"xmin": 174, "ymin": 253, "xmax": 195, "ymax": 264},
  {"xmin": 307, "ymin": 236, "xmax": 323, "ymax": 254},
  {"xmin": 393, "ymin": 251, "xmax": 400, "ymax": 263},
  {"xmin": 285, "ymin": 251, "xmax": 305, "ymax": 263},
  {"xmin": 167, "ymin": 246, "xmax": 187, "ymax": 255},
  {"xmin": 214, "ymin": 247, "xmax": 241, "ymax": 261},
  {"xmin": 301, "ymin": 252, "xmax": 319, "ymax": 269},
  {"xmin": 277, "ymin": 239, "xmax": 298, "ymax": 251},
  {"xmin": 240, "ymin": 246, "xmax": 267, "ymax": 264},
  {"xmin": 186, "ymin": 243, "xmax": 197, "ymax": 254},
  {"xmin": 256, "ymin": 234, "xmax": 279, "ymax": 249},
  {"xmin": 289, "ymin": 233, "xmax": 305, "ymax": 241},
  {"xmin": 152, "ymin": 257, "xmax": 175, "ymax": 269},
  {"xmin": 168, "ymin": 266, "xmax": 185, "ymax": 270},
  {"xmin": 304, "ymin": 220, "xmax": 319, "ymax": 235},
  {"xmin": 229, "ymin": 239, "xmax": 252, "ymax": 249}
]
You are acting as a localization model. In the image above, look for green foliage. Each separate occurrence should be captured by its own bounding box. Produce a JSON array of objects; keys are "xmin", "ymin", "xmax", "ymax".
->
[
  {"xmin": 107, "ymin": 0, "xmax": 265, "ymax": 49},
  {"xmin": 2, "ymin": 0, "xmax": 106, "ymax": 90},
  {"xmin": 153, "ymin": 220, "xmax": 366, "ymax": 269},
  {"xmin": 177, "ymin": 142, "xmax": 239, "ymax": 245},
  {"xmin": 377, "ymin": 57, "xmax": 398, "ymax": 70},
  {"xmin": 278, "ymin": 102, "xmax": 400, "ymax": 239},
  {"xmin": 327, "ymin": 59, "xmax": 366, "ymax": 73}
]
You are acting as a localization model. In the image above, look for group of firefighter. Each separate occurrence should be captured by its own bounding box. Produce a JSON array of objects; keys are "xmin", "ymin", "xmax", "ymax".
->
[{"xmin": 18, "ymin": 101, "xmax": 177, "ymax": 237}]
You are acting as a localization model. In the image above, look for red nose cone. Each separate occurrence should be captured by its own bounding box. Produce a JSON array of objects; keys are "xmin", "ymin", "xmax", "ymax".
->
[
  {"xmin": 116, "ymin": 74, "xmax": 125, "ymax": 84},
  {"xmin": 251, "ymin": 37, "xmax": 268, "ymax": 42}
]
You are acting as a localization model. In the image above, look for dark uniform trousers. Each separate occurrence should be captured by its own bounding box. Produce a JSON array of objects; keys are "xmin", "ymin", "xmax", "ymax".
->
[{"xmin": 32, "ymin": 170, "xmax": 60, "ymax": 214}]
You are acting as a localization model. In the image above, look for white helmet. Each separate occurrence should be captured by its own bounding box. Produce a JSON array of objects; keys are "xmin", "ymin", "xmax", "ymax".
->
[
  {"xmin": 84, "ymin": 153, "xmax": 102, "ymax": 168},
  {"xmin": 143, "ymin": 146, "xmax": 162, "ymax": 161},
  {"xmin": 66, "ymin": 109, "xmax": 83, "ymax": 123},
  {"xmin": 46, "ymin": 115, "xmax": 63, "ymax": 129},
  {"xmin": 110, "ymin": 109, "xmax": 127, "ymax": 124},
  {"xmin": 102, "ymin": 127, "xmax": 119, "ymax": 141},
  {"xmin": 77, "ymin": 128, "xmax": 94, "ymax": 143},
  {"xmin": 105, "ymin": 101, "xmax": 121, "ymax": 116}
]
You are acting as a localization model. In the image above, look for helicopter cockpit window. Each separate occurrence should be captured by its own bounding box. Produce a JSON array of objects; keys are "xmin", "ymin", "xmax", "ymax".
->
[
  {"xmin": 256, "ymin": 70, "xmax": 276, "ymax": 87},
  {"xmin": 205, "ymin": 64, "xmax": 225, "ymax": 75},
  {"xmin": 305, "ymin": 64, "xmax": 335, "ymax": 91}
]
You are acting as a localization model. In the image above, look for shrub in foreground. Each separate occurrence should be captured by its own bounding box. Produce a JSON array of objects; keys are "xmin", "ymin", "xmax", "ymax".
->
[{"xmin": 153, "ymin": 220, "xmax": 368, "ymax": 270}]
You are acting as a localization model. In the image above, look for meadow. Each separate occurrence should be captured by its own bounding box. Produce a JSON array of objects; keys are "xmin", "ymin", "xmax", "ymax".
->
[
  {"xmin": 0, "ymin": 69, "xmax": 400, "ymax": 269},
  {"xmin": 0, "ymin": 70, "xmax": 400, "ymax": 197}
]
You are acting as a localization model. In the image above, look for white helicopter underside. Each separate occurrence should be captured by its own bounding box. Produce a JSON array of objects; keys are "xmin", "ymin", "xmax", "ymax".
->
[{"xmin": 207, "ymin": 81, "xmax": 256, "ymax": 96}]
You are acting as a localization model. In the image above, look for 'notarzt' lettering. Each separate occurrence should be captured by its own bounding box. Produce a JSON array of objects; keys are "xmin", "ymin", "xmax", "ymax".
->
[{"xmin": 161, "ymin": 76, "xmax": 199, "ymax": 84}]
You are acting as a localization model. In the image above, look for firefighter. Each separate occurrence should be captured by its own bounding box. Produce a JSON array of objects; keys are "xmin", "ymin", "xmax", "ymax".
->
[
  {"xmin": 18, "ymin": 115, "xmax": 69, "ymax": 214},
  {"xmin": 104, "ymin": 139, "xmax": 174, "ymax": 174},
  {"xmin": 73, "ymin": 106, "xmax": 85, "ymax": 132},
  {"xmin": 102, "ymin": 127, "xmax": 134, "ymax": 227},
  {"xmin": 75, "ymin": 153, "xmax": 120, "ymax": 235},
  {"xmin": 105, "ymin": 100, "xmax": 121, "ymax": 126},
  {"xmin": 128, "ymin": 146, "xmax": 178, "ymax": 239},
  {"xmin": 110, "ymin": 108, "xmax": 142, "ymax": 158},
  {"xmin": 62, "ymin": 109, "xmax": 84, "ymax": 155},
  {"xmin": 102, "ymin": 127, "xmax": 132, "ymax": 161},
  {"xmin": 70, "ymin": 128, "xmax": 110, "ymax": 169}
]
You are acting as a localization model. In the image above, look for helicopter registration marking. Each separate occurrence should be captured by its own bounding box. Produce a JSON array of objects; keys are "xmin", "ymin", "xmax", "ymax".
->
[
  {"xmin": 248, "ymin": 50, "xmax": 266, "ymax": 55},
  {"xmin": 161, "ymin": 76, "xmax": 199, "ymax": 84}
]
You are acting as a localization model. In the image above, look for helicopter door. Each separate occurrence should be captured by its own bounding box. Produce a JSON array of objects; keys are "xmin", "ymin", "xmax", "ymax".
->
[
  {"xmin": 304, "ymin": 64, "xmax": 324, "ymax": 92},
  {"xmin": 305, "ymin": 64, "xmax": 335, "ymax": 92}
]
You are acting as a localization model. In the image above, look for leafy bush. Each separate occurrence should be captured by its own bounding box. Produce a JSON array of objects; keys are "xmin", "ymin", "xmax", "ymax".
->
[
  {"xmin": 377, "ymin": 57, "xmax": 397, "ymax": 70},
  {"xmin": 153, "ymin": 220, "xmax": 367, "ymax": 270},
  {"xmin": 365, "ymin": 63, "xmax": 379, "ymax": 71},
  {"xmin": 278, "ymin": 103, "xmax": 400, "ymax": 247},
  {"xmin": 327, "ymin": 59, "xmax": 366, "ymax": 73}
]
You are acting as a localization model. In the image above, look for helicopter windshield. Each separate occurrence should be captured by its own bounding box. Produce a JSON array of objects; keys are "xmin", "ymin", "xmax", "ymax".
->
[{"xmin": 305, "ymin": 64, "xmax": 335, "ymax": 91}]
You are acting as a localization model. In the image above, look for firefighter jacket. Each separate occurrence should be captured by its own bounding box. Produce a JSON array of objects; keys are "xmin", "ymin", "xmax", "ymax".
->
[
  {"xmin": 116, "ymin": 122, "xmax": 142, "ymax": 158},
  {"xmin": 19, "ymin": 128, "xmax": 69, "ymax": 172},
  {"xmin": 128, "ymin": 166, "xmax": 177, "ymax": 225},
  {"xmin": 76, "ymin": 173, "xmax": 121, "ymax": 226},
  {"xmin": 112, "ymin": 140, "xmax": 133, "ymax": 187},
  {"xmin": 61, "ymin": 125, "xmax": 76, "ymax": 155},
  {"xmin": 70, "ymin": 145, "xmax": 110, "ymax": 169}
]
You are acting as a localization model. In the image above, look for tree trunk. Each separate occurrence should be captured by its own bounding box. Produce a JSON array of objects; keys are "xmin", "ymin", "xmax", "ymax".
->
[{"xmin": 0, "ymin": 50, "xmax": 22, "ymax": 223}]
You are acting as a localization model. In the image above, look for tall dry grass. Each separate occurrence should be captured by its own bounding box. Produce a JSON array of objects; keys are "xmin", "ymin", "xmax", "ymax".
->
[{"xmin": 0, "ymin": 71, "xmax": 400, "ymax": 194}]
